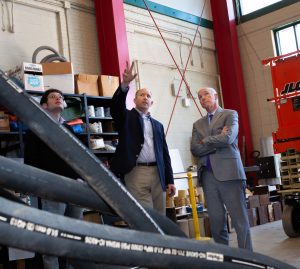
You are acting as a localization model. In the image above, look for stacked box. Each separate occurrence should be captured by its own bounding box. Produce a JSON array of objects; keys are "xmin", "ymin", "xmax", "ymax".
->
[
  {"xmin": 280, "ymin": 148, "xmax": 300, "ymax": 188},
  {"xmin": 248, "ymin": 195, "xmax": 260, "ymax": 208},
  {"xmin": 42, "ymin": 62, "xmax": 74, "ymax": 94},
  {"xmin": 273, "ymin": 202, "xmax": 282, "ymax": 220},
  {"xmin": 259, "ymin": 194, "xmax": 269, "ymax": 206},
  {"xmin": 74, "ymin": 74, "xmax": 120, "ymax": 97},
  {"xmin": 83, "ymin": 211, "xmax": 102, "ymax": 224},
  {"xmin": 22, "ymin": 62, "xmax": 44, "ymax": 91},
  {"xmin": 257, "ymin": 205, "xmax": 269, "ymax": 225},
  {"xmin": 75, "ymin": 74, "xmax": 99, "ymax": 96},
  {"xmin": 98, "ymin": 75, "xmax": 119, "ymax": 97}
]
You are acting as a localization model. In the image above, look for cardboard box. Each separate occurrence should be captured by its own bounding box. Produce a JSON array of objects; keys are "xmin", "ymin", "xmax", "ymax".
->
[
  {"xmin": 75, "ymin": 74, "xmax": 99, "ymax": 96},
  {"xmin": 22, "ymin": 62, "xmax": 44, "ymax": 91},
  {"xmin": 83, "ymin": 211, "xmax": 102, "ymax": 224},
  {"xmin": 98, "ymin": 75, "xmax": 119, "ymax": 97},
  {"xmin": 273, "ymin": 202, "xmax": 282, "ymax": 220},
  {"xmin": 0, "ymin": 111, "xmax": 10, "ymax": 132},
  {"xmin": 42, "ymin": 62, "xmax": 74, "ymax": 94},
  {"xmin": 248, "ymin": 195, "xmax": 260, "ymax": 208},
  {"xmin": 258, "ymin": 205, "xmax": 269, "ymax": 225},
  {"xmin": 259, "ymin": 194, "xmax": 269, "ymax": 206}
]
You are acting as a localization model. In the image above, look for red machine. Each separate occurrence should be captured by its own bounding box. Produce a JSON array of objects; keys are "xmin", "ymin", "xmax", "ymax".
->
[
  {"xmin": 263, "ymin": 51, "xmax": 300, "ymax": 238},
  {"xmin": 263, "ymin": 50, "xmax": 300, "ymax": 153}
]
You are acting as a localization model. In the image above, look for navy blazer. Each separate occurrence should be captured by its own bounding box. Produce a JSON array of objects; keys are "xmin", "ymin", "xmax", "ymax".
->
[
  {"xmin": 110, "ymin": 87, "xmax": 174, "ymax": 191},
  {"xmin": 24, "ymin": 124, "xmax": 79, "ymax": 179}
]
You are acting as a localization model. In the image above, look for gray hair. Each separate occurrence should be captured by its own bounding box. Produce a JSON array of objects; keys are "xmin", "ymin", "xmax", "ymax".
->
[{"xmin": 197, "ymin": 87, "xmax": 217, "ymax": 96}]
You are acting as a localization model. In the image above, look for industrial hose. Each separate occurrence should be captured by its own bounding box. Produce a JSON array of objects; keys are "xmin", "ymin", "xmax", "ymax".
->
[
  {"xmin": 31, "ymin": 46, "xmax": 67, "ymax": 63},
  {"xmin": 0, "ymin": 155, "xmax": 186, "ymax": 237},
  {"xmin": 0, "ymin": 196, "xmax": 295, "ymax": 269}
]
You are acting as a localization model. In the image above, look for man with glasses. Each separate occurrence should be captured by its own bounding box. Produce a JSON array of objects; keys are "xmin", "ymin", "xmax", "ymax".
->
[{"xmin": 24, "ymin": 89, "xmax": 82, "ymax": 269}]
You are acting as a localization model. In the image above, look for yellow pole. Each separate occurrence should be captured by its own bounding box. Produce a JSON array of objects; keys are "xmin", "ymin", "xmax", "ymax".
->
[{"xmin": 187, "ymin": 172, "xmax": 201, "ymax": 240}]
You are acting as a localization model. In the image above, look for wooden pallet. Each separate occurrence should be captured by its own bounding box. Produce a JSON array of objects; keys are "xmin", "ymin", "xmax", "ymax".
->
[{"xmin": 280, "ymin": 148, "xmax": 300, "ymax": 188}]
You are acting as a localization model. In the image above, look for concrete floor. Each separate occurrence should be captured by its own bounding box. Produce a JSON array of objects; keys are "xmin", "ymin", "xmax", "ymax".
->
[{"xmin": 229, "ymin": 220, "xmax": 300, "ymax": 268}]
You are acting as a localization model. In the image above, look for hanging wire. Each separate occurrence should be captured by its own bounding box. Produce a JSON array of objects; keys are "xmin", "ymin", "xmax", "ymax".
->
[
  {"xmin": 197, "ymin": 29, "xmax": 204, "ymax": 68},
  {"xmin": 1, "ymin": 0, "xmax": 5, "ymax": 31},
  {"xmin": 126, "ymin": 17, "xmax": 192, "ymax": 70},
  {"xmin": 141, "ymin": 0, "xmax": 207, "ymax": 135},
  {"xmin": 179, "ymin": 33, "xmax": 184, "ymax": 67},
  {"xmin": 10, "ymin": 0, "xmax": 14, "ymax": 33}
]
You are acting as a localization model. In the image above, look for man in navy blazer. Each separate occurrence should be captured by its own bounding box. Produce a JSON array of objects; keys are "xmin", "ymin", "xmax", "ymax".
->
[
  {"xmin": 191, "ymin": 87, "xmax": 252, "ymax": 250},
  {"xmin": 110, "ymin": 62, "xmax": 176, "ymax": 214}
]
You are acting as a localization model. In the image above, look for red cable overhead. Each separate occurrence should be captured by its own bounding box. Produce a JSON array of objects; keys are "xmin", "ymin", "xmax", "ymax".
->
[{"xmin": 142, "ymin": 0, "xmax": 206, "ymax": 135}]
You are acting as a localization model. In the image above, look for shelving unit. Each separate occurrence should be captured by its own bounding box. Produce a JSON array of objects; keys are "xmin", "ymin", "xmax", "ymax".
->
[
  {"xmin": 0, "ymin": 122, "xmax": 25, "ymax": 157},
  {"xmin": 0, "ymin": 91, "xmax": 118, "ymax": 163},
  {"xmin": 83, "ymin": 94, "xmax": 118, "ymax": 160}
]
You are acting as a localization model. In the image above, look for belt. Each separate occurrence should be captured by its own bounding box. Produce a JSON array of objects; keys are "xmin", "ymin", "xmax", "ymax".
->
[{"xmin": 136, "ymin": 162, "xmax": 157, "ymax": 166}]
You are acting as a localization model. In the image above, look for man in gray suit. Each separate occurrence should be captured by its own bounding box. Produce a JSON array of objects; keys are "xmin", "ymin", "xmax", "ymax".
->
[{"xmin": 191, "ymin": 87, "xmax": 252, "ymax": 250}]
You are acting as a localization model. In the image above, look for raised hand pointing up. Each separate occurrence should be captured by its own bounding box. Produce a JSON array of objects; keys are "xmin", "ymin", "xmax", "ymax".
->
[{"xmin": 122, "ymin": 61, "xmax": 137, "ymax": 87}]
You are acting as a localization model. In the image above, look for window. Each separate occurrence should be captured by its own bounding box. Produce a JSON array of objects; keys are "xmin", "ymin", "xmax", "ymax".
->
[
  {"xmin": 238, "ymin": 0, "xmax": 282, "ymax": 15},
  {"xmin": 274, "ymin": 22, "xmax": 300, "ymax": 55}
]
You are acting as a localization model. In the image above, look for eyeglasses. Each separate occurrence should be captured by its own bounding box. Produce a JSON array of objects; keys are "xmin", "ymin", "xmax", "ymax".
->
[{"xmin": 47, "ymin": 94, "xmax": 64, "ymax": 100}]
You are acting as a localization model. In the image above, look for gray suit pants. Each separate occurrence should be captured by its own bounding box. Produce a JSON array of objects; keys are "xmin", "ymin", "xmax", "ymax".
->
[{"xmin": 202, "ymin": 169, "xmax": 253, "ymax": 251}]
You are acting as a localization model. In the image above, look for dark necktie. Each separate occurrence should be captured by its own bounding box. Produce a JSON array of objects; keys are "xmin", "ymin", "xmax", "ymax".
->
[
  {"xmin": 206, "ymin": 114, "xmax": 213, "ymax": 171},
  {"xmin": 208, "ymin": 114, "xmax": 213, "ymax": 125}
]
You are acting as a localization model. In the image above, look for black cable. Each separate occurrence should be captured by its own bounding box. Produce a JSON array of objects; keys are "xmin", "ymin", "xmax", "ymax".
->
[
  {"xmin": 0, "ymin": 197, "xmax": 295, "ymax": 269},
  {"xmin": 0, "ymin": 155, "xmax": 112, "ymax": 213},
  {"xmin": 0, "ymin": 70, "xmax": 162, "ymax": 234},
  {"xmin": 0, "ymin": 155, "xmax": 186, "ymax": 237}
]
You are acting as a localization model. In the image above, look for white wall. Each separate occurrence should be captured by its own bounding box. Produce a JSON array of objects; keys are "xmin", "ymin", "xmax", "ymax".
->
[
  {"xmin": 237, "ymin": 2, "xmax": 300, "ymax": 154},
  {"xmin": 124, "ymin": 4, "xmax": 219, "ymax": 169},
  {"xmin": 0, "ymin": 0, "xmax": 100, "ymax": 74}
]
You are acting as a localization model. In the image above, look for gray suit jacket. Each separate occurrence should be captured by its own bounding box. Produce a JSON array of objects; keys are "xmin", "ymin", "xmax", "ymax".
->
[{"xmin": 191, "ymin": 107, "xmax": 246, "ymax": 183}]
